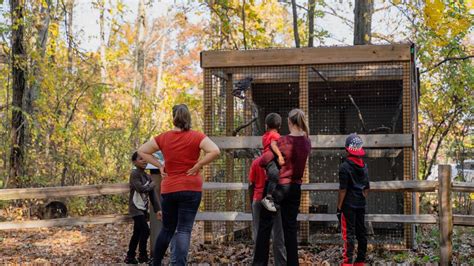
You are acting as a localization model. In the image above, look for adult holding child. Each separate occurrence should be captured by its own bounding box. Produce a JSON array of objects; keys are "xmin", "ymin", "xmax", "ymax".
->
[
  {"xmin": 138, "ymin": 104, "xmax": 220, "ymax": 266},
  {"xmin": 253, "ymin": 108, "xmax": 312, "ymax": 266}
]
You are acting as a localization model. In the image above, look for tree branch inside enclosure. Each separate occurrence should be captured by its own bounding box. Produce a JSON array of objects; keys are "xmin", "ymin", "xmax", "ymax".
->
[{"xmin": 232, "ymin": 117, "xmax": 257, "ymax": 136}]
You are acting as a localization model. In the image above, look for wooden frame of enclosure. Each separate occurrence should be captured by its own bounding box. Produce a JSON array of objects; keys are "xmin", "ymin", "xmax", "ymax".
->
[{"xmin": 201, "ymin": 44, "xmax": 419, "ymax": 247}]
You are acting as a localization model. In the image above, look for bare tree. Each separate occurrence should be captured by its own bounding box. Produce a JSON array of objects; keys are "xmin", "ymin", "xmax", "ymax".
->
[
  {"xmin": 353, "ymin": 0, "xmax": 373, "ymax": 45},
  {"xmin": 308, "ymin": 0, "xmax": 315, "ymax": 47},
  {"xmin": 242, "ymin": 0, "xmax": 247, "ymax": 49},
  {"xmin": 98, "ymin": 0, "xmax": 107, "ymax": 83},
  {"xmin": 291, "ymin": 0, "xmax": 300, "ymax": 48},
  {"xmin": 65, "ymin": 0, "xmax": 74, "ymax": 71},
  {"xmin": 131, "ymin": 0, "xmax": 148, "ymax": 147}
]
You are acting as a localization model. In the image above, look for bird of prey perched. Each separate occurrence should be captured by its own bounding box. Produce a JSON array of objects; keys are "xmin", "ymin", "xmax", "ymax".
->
[{"xmin": 232, "ymin": 77, "xmax": 253, "ymax": 99}]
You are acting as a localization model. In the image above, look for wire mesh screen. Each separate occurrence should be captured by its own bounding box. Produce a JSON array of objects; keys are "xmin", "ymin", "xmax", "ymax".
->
[
  {"xmin": 307, "ymin": 62, "xmax": 408, "ymax": 245},
  {"xmin": 206, "ymin": 66, "xmax": 300, "ymax": 241},
  {"xmin": 308, "ymin": 63, "xmax": 404, "ymax": 135},
  {"xmin": 204, "ymin": 60, "xmax": 414, "ymax": 246},
  {"xmin": 309, "ymin": 149, "xmax": 406, "ymax": 245}
]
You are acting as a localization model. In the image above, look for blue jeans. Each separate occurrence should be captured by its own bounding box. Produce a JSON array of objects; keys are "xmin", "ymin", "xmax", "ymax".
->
[{"xmin": 153, "ymin": 191, "xmax": 201, "ymax": 266}]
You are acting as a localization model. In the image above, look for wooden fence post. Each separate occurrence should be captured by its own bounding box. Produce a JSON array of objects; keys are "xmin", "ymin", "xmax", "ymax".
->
[
  {"xmin": 150, "ymin": 169, "xmax": 162, "ymax": 255},
  {"xmin": 438, "ymin": 164, "xmax": 452, "ymax": 265}
]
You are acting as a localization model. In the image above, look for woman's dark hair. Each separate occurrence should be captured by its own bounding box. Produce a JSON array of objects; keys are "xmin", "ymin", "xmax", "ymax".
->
[
  {"xmin": 131, "ymin": 151, "xmax": 138, "ymax": 162},
  {"xmin": 172, "ymin": 104, "xmax": 192, "ymax": 131},
  {"xmin": 288, "ymin": 108, "xmax": 309, "ymax": 137},
  {"xmin": 265, "ymin": 113, "xmax": 282, "ymax": 130}
]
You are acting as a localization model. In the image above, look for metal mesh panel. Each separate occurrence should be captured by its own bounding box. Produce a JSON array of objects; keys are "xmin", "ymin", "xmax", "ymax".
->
[
  {"xmin": 205, "ymin": 66, "xmax": 300, "ymax": 241},
  {"xmin": 402, "ymin": 62, "xmax": 414, "ymax": 248},
  {"xmin": 203, "ymin": 59, "xmax": 416, "ymax": 247},
  {"xmin": 309, "ymin": 149, "xmax": 406, "ymax": 245},
  {"xmin": 308, "ymin": 63, "xmax": 404, "ymax": 135},
  {"xmin": 307, "ymin": 62, "xmax": 411, "ymax": 246}
]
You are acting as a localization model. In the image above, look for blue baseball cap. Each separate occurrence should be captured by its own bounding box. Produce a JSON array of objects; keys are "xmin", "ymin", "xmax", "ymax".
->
[{"xmin": 345, "ymin": 133, "xmax": 365, "ymax": 156}]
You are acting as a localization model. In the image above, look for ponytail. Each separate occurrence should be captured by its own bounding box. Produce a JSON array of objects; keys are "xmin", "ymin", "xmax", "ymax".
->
[
  {"xmin": 172, "ymin": 104, "xmax": 192, "ymax": 131},
  {"xmin": 288, "ymin": 108, "xmax": 309, "ymax": 137}
]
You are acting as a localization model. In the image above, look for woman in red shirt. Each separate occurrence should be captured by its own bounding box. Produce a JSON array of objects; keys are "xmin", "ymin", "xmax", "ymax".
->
[
  {"xmin": 253, "ymin": 108, "xmax": 311, "ymax": 266},
  {"xmin": 138, "ymin": 104, "xmax": 220, "ymax": 266}
]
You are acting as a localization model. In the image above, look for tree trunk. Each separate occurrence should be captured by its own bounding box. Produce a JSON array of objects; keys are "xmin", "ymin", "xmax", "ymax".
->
[
  {"xmin": 242, "ymin": 0, "xmax": 247, "ymax": 49},
  {"xmin": 99, "ymin": 0, "xmax": 107, "ymax": 83},
  {"xmin": 61, "ymin": 0, "xmax": 75, "ymax": 186},
  {"xmin": 155, "ymin": 35, "xmax": 166, "ymax": 98},
  {"xmin": 131, "ymin": 0, "xmax": 147, "ymax": 147},
  {"xmin": 291, "ymin": 0, "xmax": 300, "ymax": 48},
  {"xmin": 9, "ymin": 0, "xmax": 27, "ymax": 187},
  {"xmin": 353, "ymin": 0, "xmax": 373, "ymax": 45},
  {"xmin": 66, "ymin": 0, "xmax": 74, "ymax": 71},
  {"xmin": 308, "ymin": 0, "xmax": 315, "ymax": 47},
  {"xmin": 28, "ymin": 0, "xmax": 51, "ymax": 152}
]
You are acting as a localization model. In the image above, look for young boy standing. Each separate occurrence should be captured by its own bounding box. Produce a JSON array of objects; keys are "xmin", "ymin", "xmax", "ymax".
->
[
  {"xmin": 337, "ymin": 134, "xmax": 370, "ymax": 266},
  {"xmin": 125, "ymin": 152, "xmax": 161, "ymax": 264},
  {"xmin": 260, "ymin": 113, "xmax": 285, "ymax": 212}
]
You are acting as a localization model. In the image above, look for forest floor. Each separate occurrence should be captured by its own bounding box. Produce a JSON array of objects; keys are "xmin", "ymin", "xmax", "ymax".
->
[{"xmin": 0, "ymin": 222, "xmax": 473, "ymax": 265}]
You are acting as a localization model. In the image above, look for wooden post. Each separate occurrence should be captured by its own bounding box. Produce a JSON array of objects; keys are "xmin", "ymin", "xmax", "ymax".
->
[
  {"xmin": 149, "ymin": 169, "xmax": 162, "ymax": 255},
  {"xmin": 225, "ymin": 73, "xmax": 234, "ymax": 241},
  {"xmin": 402, "ymin": 62, "xmax": 414, "ymax": 248},
  {"xmin": 244, "ymin": 82, "xmax": 253, "ymax": 239},
  {"xmin": 299, "ymin": 65, "xmax": 310, "ymax": 244},
  {"xmin": 203, "ymin": 69, "xmax": 214, "ymax": 243},
  {"xmin": 438, "ymin": 164, "xmax": 452, "ymax": 265}
]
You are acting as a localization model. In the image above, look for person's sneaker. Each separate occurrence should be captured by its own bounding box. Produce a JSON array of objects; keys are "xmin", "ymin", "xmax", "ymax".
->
[
  {"xmin": 261, "ymin": 196, "xmax": 277, "ymax": 212},
  {"xmin": 124, "ymin": 256, "xmax": 139, "ymax": 264},
  {"xmin": 138, "ymin": 256, "xmax": 151, "ymax": 264}
]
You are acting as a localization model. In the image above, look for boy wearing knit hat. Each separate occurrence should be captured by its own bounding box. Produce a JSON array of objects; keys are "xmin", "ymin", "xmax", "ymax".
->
[{"xmin": 337, "ymin": 133, "xmax": 370, "ymax": 265}]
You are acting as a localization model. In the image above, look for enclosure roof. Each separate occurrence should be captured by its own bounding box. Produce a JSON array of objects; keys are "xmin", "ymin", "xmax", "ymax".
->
[{"xmin": 200, "ymin": 44, "xmax": 413, "ymax": 68}]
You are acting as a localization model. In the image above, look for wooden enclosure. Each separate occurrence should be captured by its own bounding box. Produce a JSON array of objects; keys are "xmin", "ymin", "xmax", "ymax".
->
[{"xmin": 200, "ymin": 44, "xmax": 420, "ymax": 247}]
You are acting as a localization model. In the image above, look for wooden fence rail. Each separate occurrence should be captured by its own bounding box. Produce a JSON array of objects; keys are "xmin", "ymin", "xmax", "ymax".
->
[
  {"xmin": 0, "ymin": 165, "xmax": 473, "ymax": 264},
  {"xmin": 1, "ymin": 212, "xmax": 471, "ymax": 231},
  {"xmin": 0, "ymin": 180, "xmax": 442, "ymax": 200}
]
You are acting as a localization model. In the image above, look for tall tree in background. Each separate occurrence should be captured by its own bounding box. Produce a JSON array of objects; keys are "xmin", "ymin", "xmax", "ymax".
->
[
  {"xmin": 390, "ymin": 0, "xmax": 473, "ymax": 180},
  {"xmin": 307, "ymin": 0, "xmax": 315, "ymax": 47},
  {"xmin": 65, "ymin": 0, "xmax": 74, "ymax": 71},
  {"xmin": 131, "ymin": 0, "xmax": 147, "ymax": 147},
  {"xmin": 204, "ymin": 1, "xmax": 294, "ymax": 49},
  {"xmin": 353, "ymin": 0, "xmax": 373, "ymax": 44},
  {"xmin": 290, "ymin": 0, "xmax": 300, "ymax": 47},
  {"xmin": 98, "ymin": 0, "xmax": 107, "ymax": 83},
  {"xmin": 9, "ymin": 0, "xmax": 26, "ymax": 187}
]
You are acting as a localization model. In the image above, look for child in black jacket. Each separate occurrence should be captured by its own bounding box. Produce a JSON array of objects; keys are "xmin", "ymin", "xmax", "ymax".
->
[
  {"xmin": 337, "ymin": 133, "xmax": 370, "ymax": 266},
  {"xmin": 125, "ymin": 152, "xmax": 161, "ymax": 264}
]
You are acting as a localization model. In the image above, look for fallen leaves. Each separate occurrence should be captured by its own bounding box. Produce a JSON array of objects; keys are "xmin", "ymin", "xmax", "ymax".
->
[{"xmin": 0, "ymin": 223, "xmax": 472, "ymax": 264}]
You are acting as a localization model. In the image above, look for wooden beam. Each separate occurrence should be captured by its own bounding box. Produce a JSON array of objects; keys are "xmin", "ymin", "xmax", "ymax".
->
[
  {"xmin": 452, "ymin": 182, "xmax": 474, "ymax": 193},
  {"xmin": 210, "ymin": 134, "xmax": 412, "ymax": 149},
  {"xmin": 312, "ymin": 149, "xmax": 402, "ymax": 158},
  {"xmin": 0, "ymin": 214, "xmax": 132, "ymax": 230},
  {"xmin": 0, "ymin": 180, "xmax": 439, "ymax": 200},
  {"xmin": 453, "ymin": 215, "xmax": 474, "ymax": 226},
  {"xmin": 0, "ymin": 183, "xmax": 129, "ymax": 200},
  {"xmin": 301, "ymin": 180, "xmax": 437, "ymax": 192},
  {"xmin": 201, "ymin": 44, "xmax": 412, "ymax": 68},
  {"xmin": 438, "ymin": 165, "xmax": 453, "ymax": 265},
  {"xmin": 0, "ymin": 213, "xmax": 444, "ymax": 230}
]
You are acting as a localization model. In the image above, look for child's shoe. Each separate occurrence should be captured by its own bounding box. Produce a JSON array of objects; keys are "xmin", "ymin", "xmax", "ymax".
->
[
  {"xmin": 261, "ymin": 196, "xmax": 277, "ymax": 212},
  {"xmin": 124, "ymin": 256, "xmax": 139, "ymax": 264},
  {"xmin": 138, "ymin": 255, "xmax": 152, "ymax": 264}
]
